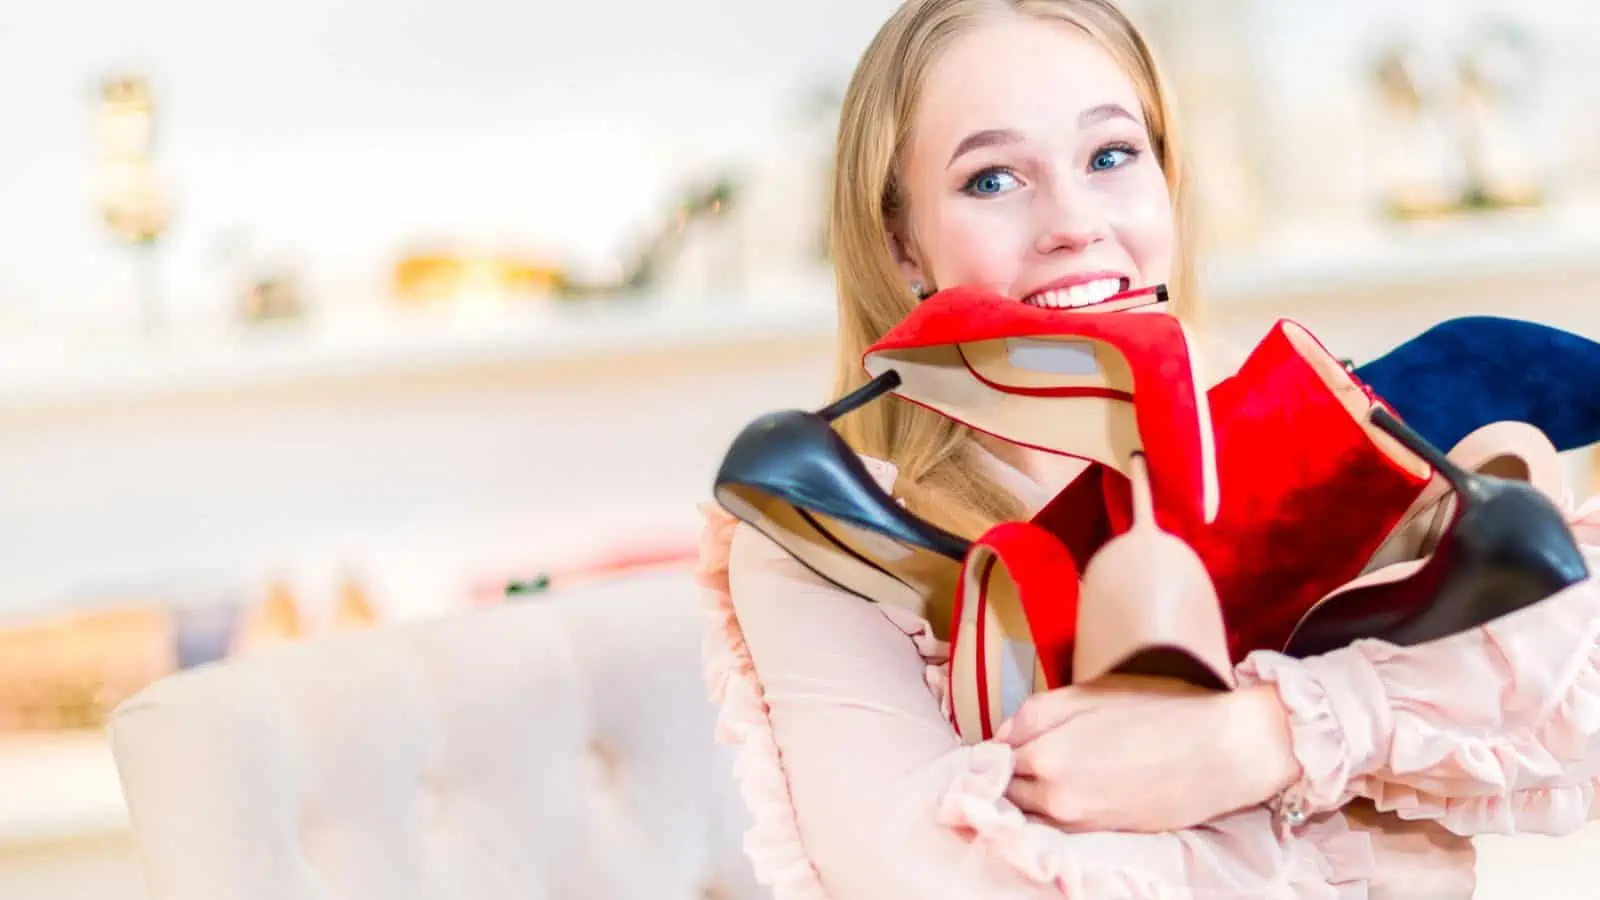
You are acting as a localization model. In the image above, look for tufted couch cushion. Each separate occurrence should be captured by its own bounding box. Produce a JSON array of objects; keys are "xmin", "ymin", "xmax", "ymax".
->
[{"xmin": 107, "ymin": 570, "xmax": 765, "ymax": 900}]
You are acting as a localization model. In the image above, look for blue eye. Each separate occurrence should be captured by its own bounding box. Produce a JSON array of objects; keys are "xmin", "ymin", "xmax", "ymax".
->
[
  {"xmin": 963, "ymin": 169, "xmax": 1020, "ymax": 196},
  {"xmin": 1090, "ymin": 146, "xmax": 1136, "ymax": 172}
]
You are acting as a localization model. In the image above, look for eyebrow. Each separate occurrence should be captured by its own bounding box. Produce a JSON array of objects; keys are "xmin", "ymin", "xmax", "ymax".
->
[
  {"xmin": 945, "ymin": 103, "xmax": 1143, "ymax": 168},
  {"xmin": 1078, "ymin": 102, "xmax": 1140, "ymax": 128},
  {"xmin": 946, "ymin": 128, "xmax": 1023, "ymax": 168}
]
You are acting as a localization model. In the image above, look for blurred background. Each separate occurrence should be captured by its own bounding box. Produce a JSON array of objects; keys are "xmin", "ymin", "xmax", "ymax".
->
[{"xmin": 2, "ymin": 0, "xmax": 1599, "ymax": 896}]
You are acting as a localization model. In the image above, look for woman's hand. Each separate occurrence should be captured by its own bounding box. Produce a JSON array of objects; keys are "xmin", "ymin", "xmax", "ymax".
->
[
  {"xmin": 998, "ymin": 674, "xmax": 1301, "ymax": 833},
  {"xmin": 1345, "ymin": 799, "xmax": 1477, "ymax": 900}
]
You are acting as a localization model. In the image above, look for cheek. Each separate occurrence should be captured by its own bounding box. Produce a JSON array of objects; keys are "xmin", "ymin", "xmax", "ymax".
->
[
  {"xmin": 1113, "ymin": 178, "xmax": 1176, "ymax": 283},
  {"xmin": 916, "ymin": 201, "xmax": 1032, "ymax": 290}
]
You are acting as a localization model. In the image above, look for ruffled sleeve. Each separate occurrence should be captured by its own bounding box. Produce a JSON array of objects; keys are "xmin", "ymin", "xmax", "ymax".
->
[
  {"xmin": 695, "ymin": 458, "xmax": 1375, "ymax": 899},
  {"xmin": 1237, "ymin": 498, "xmax": 1600, "ymax": 837}
]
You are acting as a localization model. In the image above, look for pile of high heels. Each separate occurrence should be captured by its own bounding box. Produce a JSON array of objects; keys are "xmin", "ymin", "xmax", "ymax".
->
[{"xmin": 712, "ymin": 283, "xmax": 1591, "ymax": 744}]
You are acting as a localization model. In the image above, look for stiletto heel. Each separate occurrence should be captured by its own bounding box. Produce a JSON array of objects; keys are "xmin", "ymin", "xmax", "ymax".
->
[
  {"xmin": 1285, "ymin": 415, "xmax": 1590, "ymax": 657},
  {"xmin": 817, "ymin": 370, "xmax": 902, "ymax": 420},
  {"xmin": 947, "ymin": 522, "xmax": 1081, "ymax": 743},
  {"xmin": 1074, "ymin": 453, "xmax": 1234, "ymax": 690},
  {"xmin": 862, "ymin": 284, "xmax": 1221, "ymax": 529},
  {"xmin": 713, "ymin": 371, "xmax": 971, "ymax": 622}
]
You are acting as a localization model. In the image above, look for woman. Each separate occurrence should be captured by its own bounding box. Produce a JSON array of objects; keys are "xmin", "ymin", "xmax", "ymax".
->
[{"xmin": 699, "ymin": 1, "xmax": 1600, "ymax": 896}]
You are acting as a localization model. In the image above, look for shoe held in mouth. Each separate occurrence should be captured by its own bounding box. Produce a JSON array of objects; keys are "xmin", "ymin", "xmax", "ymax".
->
[{"xmin": 862, "ymin": 282, "xmax": 1220, "ymax": 529}]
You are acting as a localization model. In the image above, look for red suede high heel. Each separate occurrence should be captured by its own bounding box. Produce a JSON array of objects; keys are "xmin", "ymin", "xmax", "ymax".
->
[
  {"xmin": 947, "ymin": 522, "xmax": 1080, "ymax": 743},
  {"xmin": 1103, "ymin": 320, "xmax": 1434, "ymax": 660},
  {"xmin": 1284, "ymin": 418, "xmax": 1588, "ymax": 657},
  {"xmin": 947, "ymin": 455, "xmax": 1234, "ymax": 745},
  {"xmin": 862, "ymin": 284, "xmax": 1220, "ymax": 529}
]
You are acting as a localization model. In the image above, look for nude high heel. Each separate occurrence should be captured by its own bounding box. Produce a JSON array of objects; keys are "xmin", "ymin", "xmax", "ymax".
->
[
  {"xmin": 1074, "ymin": 453, "xmax": 1235, "ymax": 690},
  {"xmin": 946, "ymin": 522, "xmax": 1081, "ymax": 743}
]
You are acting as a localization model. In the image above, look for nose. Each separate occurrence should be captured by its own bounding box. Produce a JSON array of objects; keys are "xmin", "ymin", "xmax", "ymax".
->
[{"xmin": 1032, "ymin": 177, "xmax": 1109, "ymax": 255}]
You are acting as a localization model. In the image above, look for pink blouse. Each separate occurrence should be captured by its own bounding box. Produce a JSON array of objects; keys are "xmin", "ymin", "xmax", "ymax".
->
[{"xmin": 696, "ymin": 451, "xmax": 1600, "ymax": 899}]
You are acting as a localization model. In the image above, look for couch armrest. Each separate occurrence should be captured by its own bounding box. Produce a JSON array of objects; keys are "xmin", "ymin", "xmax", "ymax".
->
[{"xmin": 108, "ymin": 571, "xmax": 760, "ymax": 900}]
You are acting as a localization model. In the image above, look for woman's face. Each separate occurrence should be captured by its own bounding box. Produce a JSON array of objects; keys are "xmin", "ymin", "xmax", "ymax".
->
[{"xmin": 891, "ymin": 16, "xmax": 1174, "ymax": 312}]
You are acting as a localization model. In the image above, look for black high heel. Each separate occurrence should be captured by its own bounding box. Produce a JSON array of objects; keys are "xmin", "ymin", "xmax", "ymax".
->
[
  {"xmin": 713, "ymin": 371, "xmax": 971, "ymax": 621},
  {"xmin": 1285, "ymin": 407, "xmax": 1589, "ymax": 657}
]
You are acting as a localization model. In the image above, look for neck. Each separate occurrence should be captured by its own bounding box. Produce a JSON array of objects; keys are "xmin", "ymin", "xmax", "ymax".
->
[{"xmin": 975, "ymin": 434, "xmax": 1090, "ymax": 502}]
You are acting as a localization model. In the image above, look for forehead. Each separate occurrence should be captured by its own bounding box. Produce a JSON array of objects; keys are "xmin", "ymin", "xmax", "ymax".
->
[{"xmin": 914, "ymin": 16, "xmax": 1143, "ymax": 144}]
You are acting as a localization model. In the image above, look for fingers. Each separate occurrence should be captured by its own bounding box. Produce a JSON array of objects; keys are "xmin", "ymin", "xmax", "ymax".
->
[
  {"xmin": 995, "ymin": 688, "xmax": 1084, "ymax": 746},
  {"xmin": 995, "ymin": 674, "xmax": 1186, "ymax": 745},
  {"xmin": 1004, "ymin": 775, "xmax": 1077, "ymax": 828},
  {"xmin": 1010, "ymin": 736, "xmax": 1052, "ymax": 777}
]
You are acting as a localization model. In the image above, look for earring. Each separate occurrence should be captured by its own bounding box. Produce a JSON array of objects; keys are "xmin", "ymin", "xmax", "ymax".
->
[{"xmin": 910, "ymin": 281, "xmax": 928, "ymax": 300}]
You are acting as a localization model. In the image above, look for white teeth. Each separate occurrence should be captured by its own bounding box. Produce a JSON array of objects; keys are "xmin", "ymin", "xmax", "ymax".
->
[{"xmin": 1023, "ymin": 277, "xmax": 1126, "ymax": 309}]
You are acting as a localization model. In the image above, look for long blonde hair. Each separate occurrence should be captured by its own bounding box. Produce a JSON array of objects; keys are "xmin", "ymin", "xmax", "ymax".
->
[{"xmin": 827, "ymin": 0, "xmax": 1195, "ymax": 538}]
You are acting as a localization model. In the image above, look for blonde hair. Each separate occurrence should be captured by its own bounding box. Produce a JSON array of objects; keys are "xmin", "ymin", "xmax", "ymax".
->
[{"xmin": 827, "ymin": 0, "xmax": 1195, "ymax": 538}]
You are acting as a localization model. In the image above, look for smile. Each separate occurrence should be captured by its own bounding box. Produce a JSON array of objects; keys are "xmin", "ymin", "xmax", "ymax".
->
[
  {"xmin": 1022, "ymin": 276, "xmax": 1127, "ymax": 309},
  {"xmin": 1020, "ymin": 277, "xmax": 1164, "ymax": 313}
]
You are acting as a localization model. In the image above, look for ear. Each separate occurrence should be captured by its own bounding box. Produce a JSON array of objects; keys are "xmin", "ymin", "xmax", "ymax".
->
[{"xmin": 885, "ymin": 224, "xmax": 928, "ymax": 291}]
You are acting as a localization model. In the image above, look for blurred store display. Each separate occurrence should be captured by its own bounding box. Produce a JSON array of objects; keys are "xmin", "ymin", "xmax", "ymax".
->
[
  {"xmin": 386, "ymin": 174, "xmax": 749, "ymax": 306},
  {"xmin": 1454, "ymin": 16, "xmax": 1547, "ymax": 211},
  {"xmin": 0, "ymin": 571, "xmax": 381, "ymax": 734},
  {"xmin": 210, "ymin": 229, "xmax": 312, "ymax": 325},
  {"xmin": 390, "ymin": 245, "xmax": 566, "ymax": 306},
  {"xmin": 1371, "ymin": 15, "xmax": 1547, "ymax": 221},
  {"xmin": 23, "ymin": 6, "xmax": 1585, "ymax": 346},
  {"xmin": 0, "ymin": 528, "xmax": 697, "ymax": 736},
  {"xmin": 1128, "ymin": 0, "xmax": 1580, "ymax": 243},
  {"xmin": 487, "ymin": 538, "xmax": 700, "ymax": 605},
  {"xmin": 92, "ymin": 72, "xmax": 172, "ymax": 333},
  {"xmin": 583, "ymin": 174, "xmax": 745, "ymax": 299}
]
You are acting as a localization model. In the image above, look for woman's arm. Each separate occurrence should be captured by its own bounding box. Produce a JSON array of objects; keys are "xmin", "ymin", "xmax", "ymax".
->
[
  {"xmin": 703, "ymin": 512, "xmax": 1373, "ymax": 899},
  {"xmin": 1237, "ymin": 527, "xmax": 1600, "ymax": 838}
]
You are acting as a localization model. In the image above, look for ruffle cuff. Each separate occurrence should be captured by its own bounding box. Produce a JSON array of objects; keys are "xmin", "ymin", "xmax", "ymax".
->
[
  {"xmin": 1238, "ymin": 597, "xmax": 1600, "ymax": 836},
  {"xmin": 1237, "ymin": 649, "xmax": 1392, "ymax": 814}
]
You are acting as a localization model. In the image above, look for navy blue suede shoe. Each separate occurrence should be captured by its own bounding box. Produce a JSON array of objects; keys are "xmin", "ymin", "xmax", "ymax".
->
[{"xmin": 1355, "ymin": 316, "xmax": 1600, "ymax": 453}]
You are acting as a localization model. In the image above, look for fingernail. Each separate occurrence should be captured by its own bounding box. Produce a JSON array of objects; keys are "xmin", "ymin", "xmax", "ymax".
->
[{"xmin": 993, "ymin": 720, "xmax": 1012, "ymax": 742}]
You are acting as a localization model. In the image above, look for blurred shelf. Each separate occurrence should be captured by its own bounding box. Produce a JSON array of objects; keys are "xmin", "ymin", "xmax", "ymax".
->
[
  {"xmin": 4, "ymin": 208, "xmax": 1600, "ymax": 417},
  {"xmin": 0, "ymin": 732, "xmax": 129, "ymax": 848},
  {"xmin": 1204, "ymin": 202, "xmax": 1600, "ymax": 303},
  {"xmin": 0, "ymin": 273, "xmax": 841, "ymax": 416}
]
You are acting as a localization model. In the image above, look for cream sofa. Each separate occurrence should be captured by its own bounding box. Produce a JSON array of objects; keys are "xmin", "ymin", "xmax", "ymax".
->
[
  {"xmin": 106, "ymin": 569, "xmax": 766, "ymax": 900},
  {"xmin": 103, "ymin": 558, "xmax": 1600, "ymax": 900}
]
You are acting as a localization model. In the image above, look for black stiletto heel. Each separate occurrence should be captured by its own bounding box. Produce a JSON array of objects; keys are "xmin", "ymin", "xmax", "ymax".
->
[
  {"xmin": 1285, "ymin": 407, "xmax": 1589, "ymax": 656},
  {"xmin": 713, "ymin": 371, "xmax": 971, "ymax": 620}
]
